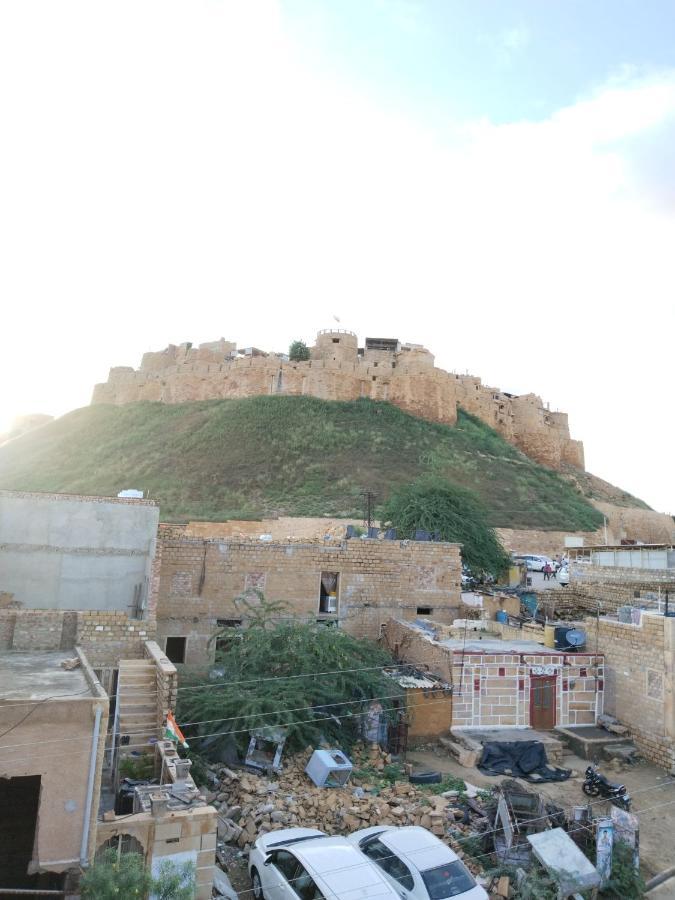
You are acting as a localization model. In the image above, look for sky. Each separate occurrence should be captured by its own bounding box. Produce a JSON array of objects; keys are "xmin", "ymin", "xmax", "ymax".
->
[{"xmin": 0, "ymin": 0, "xmax": 673, "ymax": 512}]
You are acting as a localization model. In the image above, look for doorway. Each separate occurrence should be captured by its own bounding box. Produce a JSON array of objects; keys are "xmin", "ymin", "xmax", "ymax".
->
[
  {"xmin": 529, "ymin": 675, "xmax": 557, "ymax": 729},
  {"xmin": 0, "ymin": 775, "xmax": 51, "ymax": 889}
]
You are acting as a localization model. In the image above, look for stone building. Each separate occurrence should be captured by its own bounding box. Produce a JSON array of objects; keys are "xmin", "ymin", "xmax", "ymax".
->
[
  {"xmin": 92, "ymin": 329, "xmax": 584, "ymax": 470},
  {"xmin": 382, "ymin": 619, "xmax": 603, "ymax": 734},
  {"xmin": 155, "ymin": 524, "xmax": 463, "ymax": 665},
  {"xmin": 0, "ymin": 648, "xmax": 108, "ymax": 891}
]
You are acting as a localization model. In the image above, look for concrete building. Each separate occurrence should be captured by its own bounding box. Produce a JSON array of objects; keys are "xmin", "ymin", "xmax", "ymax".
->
[
  {"xmin": 0, "ymin": 648, "xmax": 108, "ymax": 891},
  {"xmin": 0, "ymin": 490, "xmax": 160, "ymax": 614},
  {"xmin": 155, "ymin": 524, "xmax": 463, "ymax": 664}
]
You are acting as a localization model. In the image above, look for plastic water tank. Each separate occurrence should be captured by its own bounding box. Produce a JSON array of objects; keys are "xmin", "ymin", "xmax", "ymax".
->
[{"xmin": 495, "ymin": 610, "xmax": 508, "ymax": 624}]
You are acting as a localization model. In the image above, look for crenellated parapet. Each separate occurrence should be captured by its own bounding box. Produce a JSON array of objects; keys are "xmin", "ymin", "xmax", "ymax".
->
[{"xmin": 92, "ymin": 331, "xmax": 584, "ymax": 470}]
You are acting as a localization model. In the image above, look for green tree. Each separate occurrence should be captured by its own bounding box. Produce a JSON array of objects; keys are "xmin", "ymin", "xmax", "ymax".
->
[
  {"xmin": 152, "ymin": 859, "xmax": 196, "ymax": 900},
  {"xmin": 179, "ymin": 619, "xmax": 396, "ymax": 756},
  {"xmin": 381, "ymin": 476, "xmax": 510, "ymax": 576},
  {"xmin": 80, "ymin": 850, "xmax": 151, "ymax": 899},
  {"xmin": 81, "ymin": 851, "xmax": 196, "ymax": 900},
  {"xmin": 289, "ymin": 340, "xmax": 310, "ymax": 361}
]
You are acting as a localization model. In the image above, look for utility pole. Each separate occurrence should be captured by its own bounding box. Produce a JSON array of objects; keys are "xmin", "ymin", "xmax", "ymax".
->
[{"xmin": 361, "ymin": 490, "xmax": 377, "ymax": 530}]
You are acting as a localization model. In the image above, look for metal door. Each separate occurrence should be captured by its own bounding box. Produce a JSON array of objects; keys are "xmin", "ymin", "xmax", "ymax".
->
[{"xmin": 530, "ymin": 675, "xmax": 556, "ymax": 729}]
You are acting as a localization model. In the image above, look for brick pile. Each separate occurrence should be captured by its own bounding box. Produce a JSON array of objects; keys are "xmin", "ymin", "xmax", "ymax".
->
[{"xmin": 207, "ymin": 745, "xmax": 491, "ymax": 882}]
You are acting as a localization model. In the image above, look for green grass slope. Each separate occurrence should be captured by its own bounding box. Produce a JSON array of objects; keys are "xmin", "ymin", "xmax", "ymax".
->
[{"xmin": 0, "ymin": 397, "xmax": 608, "ymax": 530}]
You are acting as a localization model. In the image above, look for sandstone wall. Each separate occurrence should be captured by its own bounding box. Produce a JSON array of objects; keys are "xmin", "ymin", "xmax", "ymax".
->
[
  {"xmin": 381, "ymin": 619, "xmax": 602, "ymax": 730},
  {"xmin": 92, "ymin": 331, "xmax": 584, "ymax": 471},
  {"xmin": 588, "ymin": 613, "xmax": 675, "ymax": 770},
  {"xmin": 156, "ymin": 529, "xmax": 462, "ymax": 664}
]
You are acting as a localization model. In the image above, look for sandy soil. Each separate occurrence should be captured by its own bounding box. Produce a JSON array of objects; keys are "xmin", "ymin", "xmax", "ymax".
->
[{"xmin": 407, "ymin": 747, "xmax": 675, "ymax": 881}]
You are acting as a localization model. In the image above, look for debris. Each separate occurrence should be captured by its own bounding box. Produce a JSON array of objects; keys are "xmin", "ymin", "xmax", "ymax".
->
[
  {"xmin": 245, "ymin": 727, "xmax": 287, "ymax": 772},
  {"xmin": 213, "ymin": 867, "xmax": 238, "ymax": 900},
  {"xmin": 305, "ymin": 748, "xmax": 353, "ymax": 787},
  {"xmin": 60, "ymin": 657, "xmax": 81, "ymax": 670}
]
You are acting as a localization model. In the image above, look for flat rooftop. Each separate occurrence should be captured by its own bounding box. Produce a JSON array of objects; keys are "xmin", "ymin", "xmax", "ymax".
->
[
  {"xmin": 0, "ymin": 651, "xmax": 93, "ymax": 700},
  {"xmin": 441, "ymin": 637, "xmax": 563, "ymax": 655}
]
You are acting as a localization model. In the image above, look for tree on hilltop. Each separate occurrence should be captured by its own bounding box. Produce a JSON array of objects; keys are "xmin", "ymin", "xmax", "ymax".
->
[
  {"xmin": 381, "ymin": 476, "xmax": 510, "ymax": 576},
  {"xmin": 289, "ymin": 340, "xmax": 310, "ymax": 361}
]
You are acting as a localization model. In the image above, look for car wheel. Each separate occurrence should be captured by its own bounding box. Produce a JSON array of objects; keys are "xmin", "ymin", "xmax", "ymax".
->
[{"xmin": 251, "ymin": 867, "xmax": 265, "ymax": 900}]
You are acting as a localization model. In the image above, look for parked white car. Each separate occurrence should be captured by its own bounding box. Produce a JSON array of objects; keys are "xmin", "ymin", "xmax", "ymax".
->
[
  {"xmin": 248, "ymin": 827, "xmax": 402, "ymax": 900},
  {"xmin": 347, "ymin": 826, "xmax": 488, "ymax": 900},
  {"xmin": 512, "ymin": 554, "xmax": 552, "ymax": 572}
]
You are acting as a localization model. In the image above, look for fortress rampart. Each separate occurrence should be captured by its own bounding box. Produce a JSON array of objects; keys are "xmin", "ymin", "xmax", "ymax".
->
[{"xmin": 92, "ymin": 330, "xmax": 584, "ymax": 471}]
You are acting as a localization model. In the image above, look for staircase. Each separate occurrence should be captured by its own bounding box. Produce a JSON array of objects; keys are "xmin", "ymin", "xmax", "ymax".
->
[{"xmin": 116, "ymin": 659, "xmax": 159, "ymax": 752}]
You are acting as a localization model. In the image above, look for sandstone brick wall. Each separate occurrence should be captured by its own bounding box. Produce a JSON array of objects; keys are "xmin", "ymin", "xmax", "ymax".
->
[
  {"xmin": 381, "ymin": 619, "xmax": 602, "ymax": 730},
  {"xmin": 0, "ymin": 609, "xmax": 155, "ymax": 665},
  {"xmin": 144, "ymin": 640, "xmax": 178, "ymax": 734},
  {"xmin": 451, "ymin": 652, "xmax": 602, "ymax": 729},
  {"xmin": 587, "ymin": 613, "xmax": 675, "ymax": 771},
  {"xmin": 91, "ymin": 330, "xmax": 584, "ymax": 471},
  {"xmin": 156, "ymin": 530, "xmax": 462, "ymax": 665}
]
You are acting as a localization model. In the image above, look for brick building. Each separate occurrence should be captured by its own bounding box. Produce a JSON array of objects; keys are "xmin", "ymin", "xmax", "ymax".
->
[
  {"xmin": 156, "ymin": 525, "xmax": 463, "ymax": 665},
  {"xmin": 382, "ymin": 619, "xmax": 603, "ymax": 733}
]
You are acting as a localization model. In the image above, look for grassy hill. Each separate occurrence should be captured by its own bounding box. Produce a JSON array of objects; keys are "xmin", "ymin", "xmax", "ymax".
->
[{"xmin": 0, "ymin": 396, "xmax": 613, "ymax": 530}]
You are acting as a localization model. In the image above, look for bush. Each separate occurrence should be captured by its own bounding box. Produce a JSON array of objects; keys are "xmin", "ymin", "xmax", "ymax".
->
[
  {"xmin": 81, "ymin": 850, "xmax": 150, "ymax": 899},
  {"xmin": 81, "ymin": 851, "xmax": 196, "ymax": 900},
  {"xmin": 600, "ymin": 840, "xmax": 645, "ymax": 898}
]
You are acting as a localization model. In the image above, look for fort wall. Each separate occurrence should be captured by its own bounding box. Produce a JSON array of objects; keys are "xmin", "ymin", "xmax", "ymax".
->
[{"xmin": 92, "ymin": 330, "xmax": 584, "ymax": 471}]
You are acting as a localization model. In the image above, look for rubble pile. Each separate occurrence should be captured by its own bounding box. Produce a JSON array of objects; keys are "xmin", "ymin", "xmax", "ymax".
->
[{"xmin": 206, "ymin": 745, "xmax": 492, "ymax": 872}]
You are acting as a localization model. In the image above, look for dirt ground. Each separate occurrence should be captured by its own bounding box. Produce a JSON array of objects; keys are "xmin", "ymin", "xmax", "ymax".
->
[{"xmin": 407, "ymin": 747, "xmax": 675, "ymax": 882}]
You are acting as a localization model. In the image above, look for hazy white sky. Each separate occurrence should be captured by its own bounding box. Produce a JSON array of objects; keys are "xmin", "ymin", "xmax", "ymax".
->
[{"xmin": 1, "ymin": 1, "xmax": 673, "ymax": 512}]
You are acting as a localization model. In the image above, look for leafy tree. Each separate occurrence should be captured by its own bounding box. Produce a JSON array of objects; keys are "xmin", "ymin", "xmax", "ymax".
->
[
  {"xmin": 289, "ymin": 340, "xmax": 310, "ymax": 361},
  {"xmin": 179, "ymin": 617, "xmax": 397, "ymax": 756},
  {"xmin": 381, "ymin": 476, "xmax": 510, "ymax": 576},
  {"xmin": 81, "ymin": 851, "xmax": 196, "ymax": 900},
  {"xmin": 81, "ymin": 850, "xmax": 150, "ymax": 899},
  {"xmin": 152, "ymin": 859, "xmax": 196, "ymax": 900}
]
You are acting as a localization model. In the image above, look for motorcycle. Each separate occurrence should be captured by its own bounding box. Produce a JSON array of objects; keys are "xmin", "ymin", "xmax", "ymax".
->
[{"xmin": 582, "ymin": 764, "xmax": 631, "ymax": 810}]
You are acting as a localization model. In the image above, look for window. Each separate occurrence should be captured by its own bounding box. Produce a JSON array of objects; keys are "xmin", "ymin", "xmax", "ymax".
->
[
  {"xmin": 361, "ymin": 837, "xmax": 414, "ymax": 891},
  {"xmin": 271, "ymin": 850, "xmax": 300, "ymax": 880},
  {"xmin": 332, "ymin": 338, "xmax": 340, "ymax": 343},
  {"xmin": 165, "ymin": 636, "xmax": 186, "ymax": 664},
  {"xmin": 293, "ymin": 864, "xmax": 326, "ymax": 900},
  {"xmin": 319, "ymin": 572, "xmax": 339, "ymax": 614},
  {"xmin": 96, "ymin": 834, "xmax": 144, "ymax": 862},
  {"xmin": 416, "ymin": 607, "xmax": 433, "ymax": 616},
  {"xmin": 420, "ymin": 860, "xmax": 476, "ymax": 899}
]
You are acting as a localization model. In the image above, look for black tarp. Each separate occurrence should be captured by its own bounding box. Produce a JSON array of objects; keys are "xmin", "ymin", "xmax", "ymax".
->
[{"xmin": 477, "ymin": 740, "xmax": 571, "ymax": 783}]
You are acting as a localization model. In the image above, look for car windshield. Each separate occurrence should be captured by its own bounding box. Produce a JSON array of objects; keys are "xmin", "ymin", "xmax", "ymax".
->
[{"xmin": 420, "ymin": 860, "xmax": 476, "ymax": 899}]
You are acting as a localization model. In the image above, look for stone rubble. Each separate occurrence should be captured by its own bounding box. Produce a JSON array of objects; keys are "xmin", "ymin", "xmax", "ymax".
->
[{"xmin": 206, "ymin": 744, "xmax": 492, "ymax": 878}]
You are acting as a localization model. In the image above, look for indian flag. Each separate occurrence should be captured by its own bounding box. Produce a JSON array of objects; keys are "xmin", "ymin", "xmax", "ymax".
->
[{"xmin": 165, "ymin": 711, "xmax": 189, "ymax": 749}]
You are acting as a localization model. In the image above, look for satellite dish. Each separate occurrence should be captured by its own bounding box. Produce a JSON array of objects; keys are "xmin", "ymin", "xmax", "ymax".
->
[{"xmin": 566, "ymin": 629, "xmax": 586, "ymax": 647}]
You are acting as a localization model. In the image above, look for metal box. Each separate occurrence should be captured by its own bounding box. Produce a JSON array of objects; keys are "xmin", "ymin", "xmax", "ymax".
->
[{"xmin": 305, "ymin": 749, "xmax": 353, "ymax": 787}]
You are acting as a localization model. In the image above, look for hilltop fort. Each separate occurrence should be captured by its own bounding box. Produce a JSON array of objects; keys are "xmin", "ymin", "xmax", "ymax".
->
[{"xmin": 92, "ymin": 329, "xmax": 584, "ymax": 471}]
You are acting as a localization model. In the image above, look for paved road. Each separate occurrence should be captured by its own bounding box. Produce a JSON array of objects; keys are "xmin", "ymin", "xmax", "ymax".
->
[{"xmin": 526, "ymin": 570, "xmax": 564, "ymax": 591}]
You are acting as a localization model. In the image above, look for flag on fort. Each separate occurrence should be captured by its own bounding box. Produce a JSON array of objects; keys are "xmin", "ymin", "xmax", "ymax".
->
[{"xmin": 165, "ymin": 711, "xmax": 189, "ymax": 749}]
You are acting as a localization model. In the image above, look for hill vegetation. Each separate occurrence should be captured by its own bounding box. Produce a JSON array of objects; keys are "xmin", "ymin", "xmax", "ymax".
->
[{"xmin": 0, "ymin": 396, "xmax": 610, "ymax": 530}]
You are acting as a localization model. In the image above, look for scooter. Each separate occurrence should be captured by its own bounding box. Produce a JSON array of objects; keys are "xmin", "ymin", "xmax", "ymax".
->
[{"xmin": 582, "ymin": 764, "xmax": 631, "ymax": 810}]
